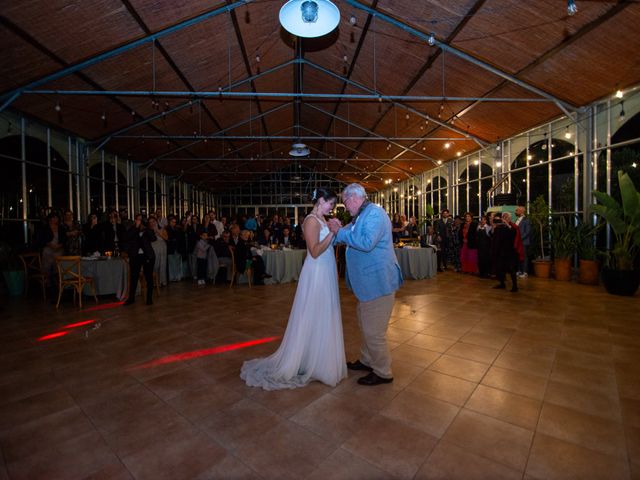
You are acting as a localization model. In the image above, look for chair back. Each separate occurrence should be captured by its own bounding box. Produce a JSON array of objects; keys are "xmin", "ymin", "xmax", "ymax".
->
[
  {"xmin": 19, "ymin": 252, "xmax": 43, "ymax": 276},
  {"xmin": 55, "ymin": 256, "xmax": 83, "ymax": 285}
]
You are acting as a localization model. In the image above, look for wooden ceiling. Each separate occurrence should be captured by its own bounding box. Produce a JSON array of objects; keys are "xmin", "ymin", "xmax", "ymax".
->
[{"xmin": 2, "ymin": 0, "xmax": 639, "ymax": 192}]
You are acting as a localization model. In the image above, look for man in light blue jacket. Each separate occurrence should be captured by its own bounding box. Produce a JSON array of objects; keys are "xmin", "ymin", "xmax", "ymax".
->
[{"xmin": 329, "ymin": 183, "xmax": 403, "ymax": 386}]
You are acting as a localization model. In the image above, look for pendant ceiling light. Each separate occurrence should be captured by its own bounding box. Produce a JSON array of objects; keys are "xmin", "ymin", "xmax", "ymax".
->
[
  {"xmin": 279, "ymin": 0, "xmax": 340, "ymax": 38},
  {"xmin": 289, "ymin": 142, "xmax": 310, "ymax": 157}
]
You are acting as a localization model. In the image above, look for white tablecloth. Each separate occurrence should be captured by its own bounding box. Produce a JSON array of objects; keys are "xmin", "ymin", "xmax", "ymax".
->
[
  {"xmin": 395, "ymin": 247, "xmax": 437, "ymax": 280},
  {"xmin": 80, "ymin": 258, "xmax": 128, "ymax": 300},
  {"xmin": 261, "ymin": 249, "xmax": 307, "ymax": 284}
]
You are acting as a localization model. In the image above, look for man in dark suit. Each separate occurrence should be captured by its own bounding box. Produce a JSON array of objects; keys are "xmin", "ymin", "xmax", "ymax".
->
[
  {"xmin": 435, "ymin": 209, "xmax": 452, "ymax": 271},
  {"xmin": 123, "ymin": 214, "xmax": 156, "ymax": 306},
  {"xmin": 214, "ymin": 231, "xmax": 234, "ymax": 281},
  {"xmin": 515, "ymin": 206, "xmax": 531, "ymax": 277},
  {"xmin": 102, "ymin": 210, "xmax": 127, "ymax": 253}
]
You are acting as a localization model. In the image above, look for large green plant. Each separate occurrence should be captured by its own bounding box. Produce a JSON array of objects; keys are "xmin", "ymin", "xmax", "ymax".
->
[
  {"xmin": 529, "ymin": 195, "xmax": 552, "ymax": 260},
  {"xmin": 590, "ymin": 170, "xmax": 640, "ymax": 270},
  {"xmin": 550, "ymin": 215, "xmax": 577, "ymax": 259},
  {"xmin": 575, "ymin": 217, "xmax": 603, "ymax": 261}
]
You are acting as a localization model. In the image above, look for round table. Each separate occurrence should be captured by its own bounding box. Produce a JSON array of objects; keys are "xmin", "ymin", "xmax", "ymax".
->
[
  {"xmin": 261, "ymin": 249, "xmax": 307, "ymax": 284},
  {"xmin": 81, "ymin": 258, "xmax": 128, "ymax": 300},
  {"xmin": 394, "ymin": 247, "xmax": 437, "ymax": 280}
]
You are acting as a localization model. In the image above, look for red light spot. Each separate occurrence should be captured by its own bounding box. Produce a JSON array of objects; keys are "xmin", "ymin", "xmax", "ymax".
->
[
  {"xmin": 37, "ymin": 331, "xmax": 70, "ymax": 341},
  {"xmin": 62, "ymin": 319, "xmax": 96, "ymax": 329},
  {"xmin": 83, "ymin": 301, "xmax": 124, "ymax": 312},
  {"xmin": 129, "ymin": 336, "xmax": 281, "ymax": 370}
]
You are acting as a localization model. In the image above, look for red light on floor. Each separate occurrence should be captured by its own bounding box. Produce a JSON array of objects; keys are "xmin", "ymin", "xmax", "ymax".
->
[
  {"xmin": 83, "ymin": 301, "xmax": 124, "ymax": 312},
  {"xmin": 37, "ymin": 331, "xmax": 70, "ymax": 341},
  {"xmin": 129, "ymin": 336, "xmax": 281, "ymax": 370},
  {"xmin": 62, "ymin": 319, "xmax": 96, "ymax": 329}
]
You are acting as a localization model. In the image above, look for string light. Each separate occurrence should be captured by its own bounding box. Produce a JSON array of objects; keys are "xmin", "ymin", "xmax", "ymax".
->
[
  {"xmin": 615, "ymin": 89, "xmax": 624, "ymax": 99},
  {"xmin": 619, "ymin": 101, "xmax": 625, "ymax": 123},
  {"xmin": 443, "ymin": 142, "xmax": 450, "ymax": 149},
  {"xmin": 564, "ymin": 127, "xmax": 572, "ymax": 139},
  {"xmin": 437, "ymin": 160, "xmax": 442, "ymax": 165},
  {"xmin": 567, "ymin": 0, "xmax": 577, "ymax": 16},
  {"xmin": 427, "ymin": 33, "xmax": 436, "ymax": 46}
]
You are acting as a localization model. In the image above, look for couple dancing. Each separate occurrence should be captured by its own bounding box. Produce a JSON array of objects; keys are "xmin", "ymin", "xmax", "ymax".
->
[{"xmin": 241, "ymin": 183, "xmax": 403, "ymax": 390}]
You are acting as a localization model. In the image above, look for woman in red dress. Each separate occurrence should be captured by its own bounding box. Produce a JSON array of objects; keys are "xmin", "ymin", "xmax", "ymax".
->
[{"xmin": 459, "ymin": 212, "xmax": 479, "ymax": 274}]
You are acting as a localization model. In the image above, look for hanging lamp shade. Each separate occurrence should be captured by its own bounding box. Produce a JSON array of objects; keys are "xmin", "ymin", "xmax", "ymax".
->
[
  {"xmin": 289, "ymin": 142, "xmax": 310, "ymax": 157},
  {"xmin": 279, "ymin": 0, "xmax": 340, "ymax": 38}
]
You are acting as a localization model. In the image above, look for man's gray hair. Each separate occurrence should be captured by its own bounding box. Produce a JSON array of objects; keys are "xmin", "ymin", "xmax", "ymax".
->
[{"xmin": 342, "ymin": 183, "xmax": 367, "ymax": 200}]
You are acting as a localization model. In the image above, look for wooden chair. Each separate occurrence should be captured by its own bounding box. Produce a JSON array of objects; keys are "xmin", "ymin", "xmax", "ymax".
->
[
  {"xmin": 55, "ymin": 256, "xmax": 97, "ymax": 309},
  {"xmin": 19, "ymin": 252, "xmax": 48, "ymax": 300},
  {"xmin": 230, "ymin": 253, "xmax": 253, "ymax": 288}
]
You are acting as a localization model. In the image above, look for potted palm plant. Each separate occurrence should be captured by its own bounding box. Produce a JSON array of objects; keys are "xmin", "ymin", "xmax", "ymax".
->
[
  {"xmin": 551, "ymin": 215, "xmax": 577, "ymax": 281},
  {"xmin": 575, "ymin": 218, "xmax": 602, "ymax": 285},
  {"xmin": 590, "ymin": 170, "xmax": 640, "ymax": 296},
  {"xmin": 529, "ymin": 195, "xmax": 552, "ymax": 278}
]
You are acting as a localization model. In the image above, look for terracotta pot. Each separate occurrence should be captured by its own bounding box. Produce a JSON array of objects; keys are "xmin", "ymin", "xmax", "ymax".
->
[
  {"xmin": 554, "ymin": 258, "xmax": 572, "ymax": 281},
  {"xmin": 578, "ymin": 259, "xmax": 599, "ymax": 285},
  {"xmin": 532, "ymin": 259, "xmax": 552, "ymax": 278}
]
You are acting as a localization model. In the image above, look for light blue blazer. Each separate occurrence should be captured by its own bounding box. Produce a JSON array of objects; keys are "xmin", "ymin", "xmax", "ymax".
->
[{"xmin": 336, "ymin": 203, "xmax": 403, "ymax": 302}]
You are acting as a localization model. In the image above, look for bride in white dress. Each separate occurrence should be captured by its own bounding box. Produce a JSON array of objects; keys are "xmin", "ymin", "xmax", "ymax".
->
[{"xmin": 241, "ymin": 188, "xmax": 347, "ymax": 390}]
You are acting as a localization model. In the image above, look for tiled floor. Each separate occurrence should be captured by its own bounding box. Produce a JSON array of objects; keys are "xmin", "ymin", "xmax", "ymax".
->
[{"xmin": 0, "ymin": 272, "xmax": 638, "ymax": 479}]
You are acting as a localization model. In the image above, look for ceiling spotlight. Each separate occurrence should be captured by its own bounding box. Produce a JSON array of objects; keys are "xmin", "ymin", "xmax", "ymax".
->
[
  {"xmin": 496, "ymin": 161, "xmax": 502, "ymax": 167},
  {"xmin": 473, "ymin": 160, "xmax": 479, "ymax": 166},
  {"xmin": 564, "ymin": 127, "xmax": 572, "ymax": 139},
  {"xmin": 54, "ymin": 102, "xmax": 61, "ymax": 112},
  {"xmin": 443, "ymin": 142, "xmax": 450, "ymax": 149},
  {"xmin": 279, "ymin": 0, "xmax": 340, "ymax": 38},
  {"xmin": 615, "ymin": 89, "xmax": 624, "ymax": 99},
  {"xmin": 567, "ymin": 0, "xmax": 577, "ymax": 16},
  {"xmin": 427, "ymin": 33, "xmax": 436, "ymax": 46},
  {"xmin": 289, "ymin": 142, "xmax": 310, "ymax": 156},
  {"xmin": 349, "ymin": 15, "xmax": 357, "ymax": 25},
  {"xmin": 437, "ymin": 160, "xmax": 442, "ymax": 165},
  {"xmin": 457, "ymin": 151, "xmax": 462, "ymax": 157}
]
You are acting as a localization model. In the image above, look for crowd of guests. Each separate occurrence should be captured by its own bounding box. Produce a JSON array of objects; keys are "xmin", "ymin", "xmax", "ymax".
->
[
  {"xmin": 33, "ymin": 207, "xmax": 308, "ymax": 305},
  {"xmin": 426, "ymin": 207, "xmax": 531, "ymax": 292}
]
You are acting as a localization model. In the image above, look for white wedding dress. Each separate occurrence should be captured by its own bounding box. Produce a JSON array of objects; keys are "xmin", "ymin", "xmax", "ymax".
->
[{"xmin": 240, "ymin": 216, "xmax": 347, "ymax": 390}]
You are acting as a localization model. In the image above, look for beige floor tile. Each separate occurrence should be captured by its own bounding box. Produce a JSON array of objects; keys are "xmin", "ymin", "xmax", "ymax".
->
[
  {"xmin": 0, "ymin": 388, "xmax": 77, "ymax": 431},
  {"xmin": 381, "ymin": 388, "xmax": 460, "ymax": 438},
  {"xmin": 549, "ymin": 363, "xmax": 619, "ymax": 396},
  {"xmin": 537, "ymin": 402, "xmax": 627, "ymax": 458},
  {"xmin": 494, "ymin": 351, "xmax": 553, "ymax": 377},
  {"xmin": 465, "ymin": 384, "xmax": 542, "ymax": 430},
  {"xmin": 248, "ymin": 380, "xmax": 331, "ymax": 418},
  {"xmin": 200, "ymin": 398, "xmax": 281, "ymax": 451},
  {"xmin": 446, "ymin": 342, "xmax": 501, "ymax": 364},
  {"xmin": 290, "ymin": 393, "xmax": 371, "ymax": 444},
  {"xmin": 407, "ymin": 369, "xmax": 477, "ymax": 406},
  {"xmin": 121, "ymin": 428, "xmax": 228, "ymax": 480},
  {"xmin": 391, "ymin": 344, "xmax": 441, "ymax": 368},
  {"xmin": 430, "ymin": 354, "xmax": 490, "ymax": 383},
  {"xmin": 545, "ymin": 379, "xmax": 622, "ymax": 421},
  {"xmin": 343, "ymin": 414, "xmax": 438, "ymax": 480},
  {"xmin": 442, "ymin": 409, "xmax": 533, "ymax": 471},
  {"xmin": 416, "ymin": 441, "xmax": 522, "ymax": 480},
  {"xmin": 306, "ymin": 448, "xmax": 394, "ymax": 480},
  {"xmin": 234, "ymin": 420, "xmax": 334, "ymax": 480},
  {"xmin": 406, "ymin": 333, "xmax": 457, "ymax": 353},
  {"xmin": 526, "ymin": 433, "xmax": 630, "ymax": 480},
  {"xmin": 481, "ymin": 366, "xmax": 548, "ymax": 400},
  {"xmin": 461, "ymin": 330, "xmax": 511, "ymax": 350}
]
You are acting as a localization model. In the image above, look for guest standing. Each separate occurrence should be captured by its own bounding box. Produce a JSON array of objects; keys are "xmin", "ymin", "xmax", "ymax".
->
[
  {"xmin": 435, "ymin": 209, "xmax": 452, "ymax": 271},
  {"xmin": 166, "ymin": 216, "xmax": 182, "ymax": 282},
  {"xmin": 515, "ymin": 206, "xmax": 531, "ymax": 278},
  {"xmin": 459, "ymin": 213, "xmax": 478, "ymax": 274},
  {"xmin": 148, "ymin": 216, "xmax": 168, "ymax": 287},
  {"xmin": 124, "ymin": 215, "xmax": 156, "ymax": 306},
  {"xmin": 37, "ymin": 213, "xmax": 66, "ymax": 291},
  {"xmin": 477, "ymin": 214, "xmax": 492, "ymax": 278}
]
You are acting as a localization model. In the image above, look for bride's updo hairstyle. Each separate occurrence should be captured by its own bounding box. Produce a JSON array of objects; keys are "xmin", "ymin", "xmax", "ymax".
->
[{"xmin": 310, "ymin": 187, "xmax": 337, "ymax": 205}]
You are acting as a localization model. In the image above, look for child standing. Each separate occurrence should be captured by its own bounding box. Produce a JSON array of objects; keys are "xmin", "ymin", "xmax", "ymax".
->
[{"xmin": 195, "ymin": 229, "xmax": 210, "ymax": 286}]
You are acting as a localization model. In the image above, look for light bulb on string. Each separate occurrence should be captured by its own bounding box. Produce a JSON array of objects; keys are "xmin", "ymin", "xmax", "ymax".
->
[
  {"xmin": 567, "ymin": 0, "xmax": 577, "ymax": 16},
  {"xmin": 564, "ymin": 127, "xmax": 572, "ymax": 139},
  {"xmin": 619, "ymin": 101, "xmax": 625, "ymax": 123},
  {"xmin": 615, "ymin": 89, "xmax": 624, "ymax": 99}
]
